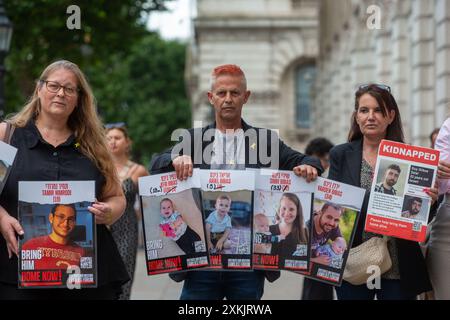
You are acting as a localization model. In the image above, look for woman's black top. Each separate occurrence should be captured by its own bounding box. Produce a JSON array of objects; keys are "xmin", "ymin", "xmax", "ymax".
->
[
  {"xmin": 269, "ymin": 224, "xmax": 298, "ymax": 257},
  {"xmin": 0, "ymin": 121, "xmax": 129, "ymax": 289}
]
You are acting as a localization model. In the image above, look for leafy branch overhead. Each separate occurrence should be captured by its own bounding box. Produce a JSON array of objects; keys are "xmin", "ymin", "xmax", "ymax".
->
[{"xmin": 3, "ymin": 0, "xmax": 190, "ymax": 166}]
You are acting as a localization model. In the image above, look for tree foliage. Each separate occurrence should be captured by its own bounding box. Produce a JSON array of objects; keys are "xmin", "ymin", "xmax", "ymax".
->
[
  {"xmin": 96, "ymin": 34, "xmax": 191, "ymax": 165},
  {"xmin": 3, "ymin": 0, "xmax": 190, "ymax": 165}
]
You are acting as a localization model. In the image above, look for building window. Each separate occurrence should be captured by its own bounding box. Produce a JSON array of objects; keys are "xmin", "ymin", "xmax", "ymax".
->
[
  {"xmin": 295, "ymin": 64, "xmax": 316, "ymax": 129},
  {"xmin": 291, "ymin": 0, "xmax": 302, "ymax": 9}
]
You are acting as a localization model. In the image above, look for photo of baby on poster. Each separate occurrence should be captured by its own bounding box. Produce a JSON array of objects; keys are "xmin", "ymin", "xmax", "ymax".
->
[
  {"xmin": 253, "ymin": 169, "xmax": 314, "ymax": 272},
  {"xmin": 200, "ymin": 170, "xmax": 254, "ymax": 270},
  {"xmin": 139, "ymin": 170, "xmax": 209, "ymax": 275},
  {"xmin": 304, "ymin": 177, "xmax": 365, "ymax": 286},
  {"xmin": 18, "ymin": 181, "xmax": 97, "ymax": 289}
]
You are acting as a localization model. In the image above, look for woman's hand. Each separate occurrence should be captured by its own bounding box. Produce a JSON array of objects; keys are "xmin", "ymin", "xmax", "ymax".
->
[
  {"xmin": 0, "ymin": 212, "xmax": 24, "ymax": 258},
  {"xmin": 425, "ymin": 182, "xmax": 439, "ymax": 206},
  {"xmin": 88, "ymin": 201, "xmax": 113, "ymax": 225},
  {"xmin": 437, "ymin": 160, "xmax": 450, "ymax": 180},
  {"xmin": 293, "ymin": 165, "xmax": 318, "ymax": 182}
]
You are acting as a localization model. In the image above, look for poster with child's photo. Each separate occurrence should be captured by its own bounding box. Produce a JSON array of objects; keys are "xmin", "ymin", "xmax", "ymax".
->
[
  {"xmin": 253, "ymin": 169, "xmax": 314, "ymax": 272},
  {"xmin": 303, "ymin": 177, "xmax": 365, "ymax": 286},
  {"xmin": 200, "ymin": 170, "xmax": 254, "ymax": 270},
  {"xmin": 139, "ymin": 170, "xmax": 209, "ymax": 275}
]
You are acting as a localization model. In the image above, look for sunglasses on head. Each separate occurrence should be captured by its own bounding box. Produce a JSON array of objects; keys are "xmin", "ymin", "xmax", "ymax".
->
[
  {"xmin": 358, "ymin": 84, "xmax": 391, "ymax": 93},
  {"xmin": 105, "ymin": 122, "xmax": 126, "ymax": 129}
]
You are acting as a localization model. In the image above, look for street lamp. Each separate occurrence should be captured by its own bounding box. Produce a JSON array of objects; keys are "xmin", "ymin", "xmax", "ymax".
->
[{"xmin": 0, "ymin": 0, "xmax": 13, "ymax": 119}]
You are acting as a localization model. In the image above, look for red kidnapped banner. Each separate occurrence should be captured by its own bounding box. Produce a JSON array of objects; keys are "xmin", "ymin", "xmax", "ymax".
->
[{"xmin": 378, "ymin": 140, "xmax": 439, "ymax": 166}]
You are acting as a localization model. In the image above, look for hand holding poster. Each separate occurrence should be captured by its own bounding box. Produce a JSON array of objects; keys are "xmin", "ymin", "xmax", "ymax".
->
[
  {"xmin": 139, "ymin": 170, "xmax": 209, "ymax": 275},
  {"xmin": 18, "ymin": 181, "xmax": 96, "ymax": 289},
  {"xmin": 365, "ymin": 140, "xmax": 439, "ymax": 242},
  {"xmin": 200, "ymin": 169, "xmax": 254, "ymax": 270},
  {"xmin": 0, "ymin": 140, "xmax": 17, "ymax": 195},
  {"xmin": 305, "ymin": 177, "xmax": 365, "ymax": 285},
  {"xmin": 253, "ymin": 169, "xmax": 314, "ymax": 271}
]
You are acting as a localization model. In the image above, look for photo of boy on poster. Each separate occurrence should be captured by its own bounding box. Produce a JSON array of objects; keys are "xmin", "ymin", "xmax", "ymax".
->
[
  {"xmin": 18, "ymin": 201, "xmax": 96, "ymax": 288},
  {"xmin": 202, "ymin": 190, "xmax": 253, "ymax": 268},
  {"xmin": 141, "ymin": 188, "xmax": 207, "ymax": 260}
]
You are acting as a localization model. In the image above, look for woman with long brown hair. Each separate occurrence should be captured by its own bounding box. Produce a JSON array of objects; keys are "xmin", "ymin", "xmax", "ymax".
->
[{"xmin": 329, "ymin": 84, "xmax": 438, "ymax": 299}]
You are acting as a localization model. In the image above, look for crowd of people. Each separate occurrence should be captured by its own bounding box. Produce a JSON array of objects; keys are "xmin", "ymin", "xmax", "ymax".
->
[{"xmin": 0, "ymin": 60, "xmax": 449, "ymax": 300}]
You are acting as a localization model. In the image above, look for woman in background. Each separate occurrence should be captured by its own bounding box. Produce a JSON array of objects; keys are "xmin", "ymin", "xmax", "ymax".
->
[
  {"xmin": 426, "ymin": 117, "xmax": 450, "ymax": 299},
  {"xmin": 106, "ymin": 124, "xmax": 148, "ymax": 300}
]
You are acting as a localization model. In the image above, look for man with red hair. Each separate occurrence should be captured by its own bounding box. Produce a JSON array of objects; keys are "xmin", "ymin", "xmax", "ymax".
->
[{"xmin": 151, "ymin": 64, "xmax": 323, "ymax": 300}]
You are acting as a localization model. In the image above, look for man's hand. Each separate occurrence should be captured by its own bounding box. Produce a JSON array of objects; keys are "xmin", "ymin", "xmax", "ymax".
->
[
  {"xmin": 0, "ymin": 213, "xmax": 24, "ymax": 258},
  {"xmin": 172, "ymin": 155, "xmax": 193, "ymax": 181},
  {"xmin": 293, "ymin": 164, "xmax": 318, "ymax": 182}
]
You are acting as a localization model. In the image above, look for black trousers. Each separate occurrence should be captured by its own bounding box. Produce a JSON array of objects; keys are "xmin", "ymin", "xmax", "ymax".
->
[{"xmin": 301, "ymin": 277, "xmax": 334, "ymax": 300}]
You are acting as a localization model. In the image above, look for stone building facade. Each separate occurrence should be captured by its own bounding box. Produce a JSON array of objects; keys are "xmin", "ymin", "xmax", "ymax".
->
[
  {"xmin": 317, "ymin": 0, "xmax": 450, "ymax": 146},
  {"xmin": 187, "ymin": 0, "xmax": 450, "ymax": 149},
  {"xmin": 186, "ymin": 0, "xmax": 319, "ymax": 151}
]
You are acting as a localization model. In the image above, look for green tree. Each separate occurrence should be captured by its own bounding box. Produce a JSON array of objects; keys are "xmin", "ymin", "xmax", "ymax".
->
[
  {"xmin": 3, "ymin": 0, "xmax": 172, "ymax": 111},
  {"xmin": 3, "ymin": 0, "xmax": 190, "ymax": 165},
  {"xmin": 97, "ymin": 34, "xmax": 191, "ymax": 165}
]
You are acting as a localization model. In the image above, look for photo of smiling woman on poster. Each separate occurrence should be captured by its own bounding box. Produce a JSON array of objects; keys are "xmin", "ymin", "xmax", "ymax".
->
[{"xmin": 270, "ymin": 193, "xmax": 308, "ymax": 257}]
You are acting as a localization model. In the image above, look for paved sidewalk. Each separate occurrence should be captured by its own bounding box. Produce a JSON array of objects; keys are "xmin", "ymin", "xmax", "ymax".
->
[{"xmin": 130, "ymin": 249, "xmax": 304, "ymax": 300}]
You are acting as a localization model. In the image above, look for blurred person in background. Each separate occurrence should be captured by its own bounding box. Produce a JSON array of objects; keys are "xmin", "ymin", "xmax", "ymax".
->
[
  {"xmin": 305, "ymin": 137, "xmax": 334, "ymax": 175},
  {"xmin": 106, "ymin": 123, "xmax": 148, "ymax": 300},
  {"xmin": 426, "ymin": 118, "xmax": 450, "ymax": 299}
]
